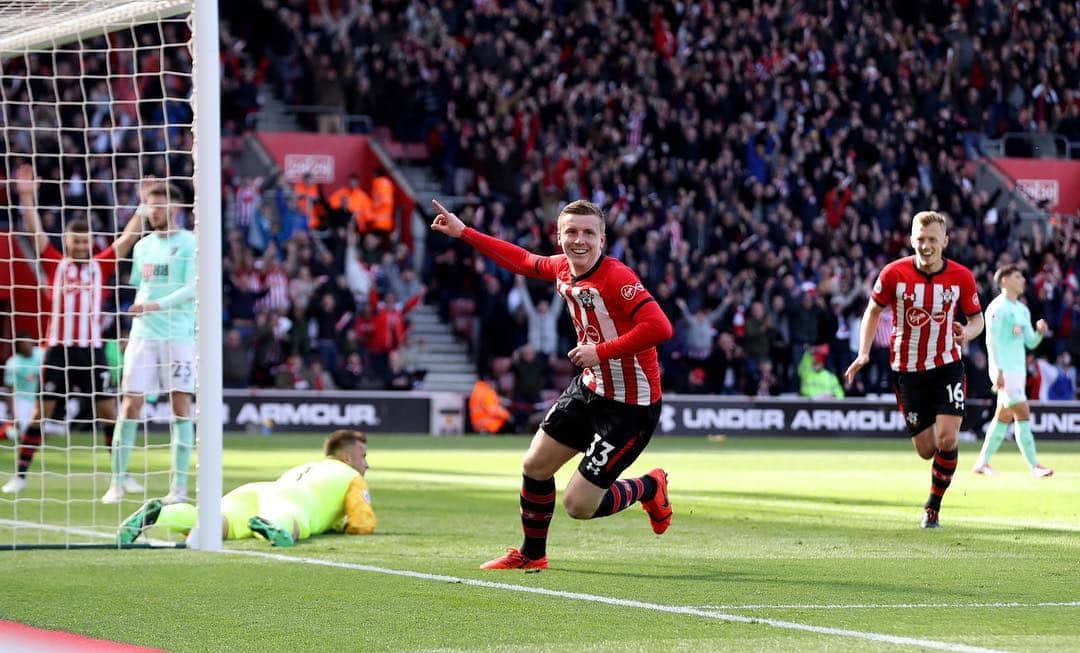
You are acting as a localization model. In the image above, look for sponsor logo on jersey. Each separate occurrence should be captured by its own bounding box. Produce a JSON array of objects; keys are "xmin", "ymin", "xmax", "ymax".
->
[
  {"xmin": 1013, "ymin": 325, "xmax": 1023, "ymax": 336},
  {"xmin": 906, "ymin": 307, "xmax": 931, "ymax": 328},
  {"xmin": 141, "ymin": 263, "xmax": 169, "ymax": 280},
  {"xmin": 621, "ymin": 283, "xmax": 645, "ymax": 300}
]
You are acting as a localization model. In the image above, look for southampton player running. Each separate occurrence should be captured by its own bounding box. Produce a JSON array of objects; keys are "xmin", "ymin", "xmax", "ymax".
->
[
  {"xmin": 2, "ymin": 165, "xmax": 143, "ymax": 495},
  {"xmin": 118, "ymin": 430, "xmax": 375, "ymax": 546},
  {"xmin": 432, "ymin": 198, "xmax": 673, "ymax": 570},
  {"xmin": 972, "ymin": 264, "xmax": 1054, "ymax": 477},
  {"xmin": 104, "ymin": 179, "xmax": 196, "ymax": 504},
  {"xmin": 845, "ymin": 211, "xmax": 984, "ymax": 528}
]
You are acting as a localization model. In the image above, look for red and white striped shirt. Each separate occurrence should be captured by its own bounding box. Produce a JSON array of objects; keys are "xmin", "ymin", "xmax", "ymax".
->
[
  {"xmin": 462, "ymin": 228, "xmax": 673, "ymax": 405},
  {"xmin": 255, "ymin": 267, "xmax": 290, "ymax": 313},
  {"xmin": 871, "ymin": 256, "xmax": 981, "ymax": 373},
  {"xmin": 40, "ymin": 244, "xmax": 117, "ymax": 348}
]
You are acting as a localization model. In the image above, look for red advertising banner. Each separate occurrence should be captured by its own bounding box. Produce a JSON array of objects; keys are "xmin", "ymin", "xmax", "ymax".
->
[
  {"xmin": 257, "ymin": 132, "xmax": 373, "ymax": 188},
  {"xmin": 991, "ymin": 157, "xmax": 1080, "ymax": 214},
  {"xmin": 256, "ymin": 132, "xmax": 417, "ymax": 246}
]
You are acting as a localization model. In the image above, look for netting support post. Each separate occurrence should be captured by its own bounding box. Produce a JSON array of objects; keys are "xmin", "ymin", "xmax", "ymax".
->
[{"xmin": 191, "ymin": 0, "xmax": 223, "ymax": 551}]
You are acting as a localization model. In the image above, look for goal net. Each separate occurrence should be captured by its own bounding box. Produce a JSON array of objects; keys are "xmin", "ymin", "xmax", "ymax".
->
[{"xmin": 0, "ymin": 0, "xmax": 221, "ymax": 549}]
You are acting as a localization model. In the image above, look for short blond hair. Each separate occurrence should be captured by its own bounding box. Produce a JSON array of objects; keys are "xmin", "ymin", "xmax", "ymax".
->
[
  {"xmin": 912, "ymin": 211, "xmax": 948, "ymax": 232},
  {"xmin": 324, "ymin": 429, "xmax": 367, "ymax": 457},
  {"xmin": 559, "ymin": 200, "xmax": 606, "ymax": 235}
]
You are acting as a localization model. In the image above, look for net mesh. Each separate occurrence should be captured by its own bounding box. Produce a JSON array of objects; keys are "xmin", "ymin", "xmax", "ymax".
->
[{"xmin": 0, "ymin": 2, "xmax": 195, "ymax": 547}]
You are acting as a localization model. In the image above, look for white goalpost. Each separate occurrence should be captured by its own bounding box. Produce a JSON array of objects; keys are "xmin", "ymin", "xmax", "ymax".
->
[{"xmin": 0, "ymin": 0, "xmax": 221, "ymax": 550}]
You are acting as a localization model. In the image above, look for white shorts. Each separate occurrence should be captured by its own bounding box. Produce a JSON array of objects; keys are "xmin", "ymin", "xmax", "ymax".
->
[
  {"xmin": 122, "ymin": 339, "xmax": 196, "ymax": 395},
  {"xmin": 13, "ymin": 396, "xmax": 34, "ymax": 432},
  {"xmin": 995, "ymin": 370, "xmax": 1027, "ymax": 408}
]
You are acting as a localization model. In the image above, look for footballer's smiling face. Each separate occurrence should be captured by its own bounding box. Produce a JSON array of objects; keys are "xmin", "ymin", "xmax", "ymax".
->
[
  {"xmin": 558, "ymin": 212, "xmax": 605, "ymax": 275},
  {"xmin": 911, "ymin": 220, "xmax": 948, "ymax": 271}
]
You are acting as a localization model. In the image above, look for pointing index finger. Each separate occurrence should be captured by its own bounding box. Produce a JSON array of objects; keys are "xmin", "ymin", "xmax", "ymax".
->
[{"xmin": 432, "ymin": 199, "xmax": 451, "ymax": 216}]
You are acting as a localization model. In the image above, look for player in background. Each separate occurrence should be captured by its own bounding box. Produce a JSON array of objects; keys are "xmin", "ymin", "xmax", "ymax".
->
[
  {"xmin": 118, "ymin": 429, "xmax": 375, "ymax": 546},
  {"xmin": 104, "ymin": 179, "xmax": 197, "ymax": 504},
  {"xmin": 432, "ymin": 198, "xmax": 673, "ymax": 570},
  {"xmin": 2, "ymin": 165, "xmax": 143, "ymax": 495},
  {"xmin": 845, "ymin": 211, "xmax": 984, "ymax": 528},
  {"xmin": 973, "ymin": 264, "xmax": 1054, "ymax": 477},
  {"xmin": 1, "ymin": 335, "xmax": 42, "ymax": 441}
]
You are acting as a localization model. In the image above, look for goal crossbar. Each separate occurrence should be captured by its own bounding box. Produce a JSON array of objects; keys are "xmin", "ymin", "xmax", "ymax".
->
[{"xmin": 0, "ymin": 0, "xmax": 191, "ymax": 56}]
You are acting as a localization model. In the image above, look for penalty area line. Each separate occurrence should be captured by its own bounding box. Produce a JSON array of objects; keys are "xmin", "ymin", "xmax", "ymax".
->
[{"xmin": 225, "ymin": 549, "xmax": 1007, "ymax": 653}]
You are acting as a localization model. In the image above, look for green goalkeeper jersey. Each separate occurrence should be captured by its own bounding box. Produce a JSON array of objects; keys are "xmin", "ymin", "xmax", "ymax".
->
[
  {"xmin": 275, "ymin": 458, "xmax": 362, "ymax": 536},
  {"xmin": 129, "ymin": 230, "xmax": 196, "ymax": 342},
  {"xmin": 985, "ymin": 293, "xmax": 1042, "ymax": 377}
]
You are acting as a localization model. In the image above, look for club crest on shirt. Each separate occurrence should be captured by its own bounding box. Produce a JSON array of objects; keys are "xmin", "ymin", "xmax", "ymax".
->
[
  {"xmin": 578, "ymin": 288, "xmax": 596, "ymax": 311},
  {"xmin": 941, "ymin": 288, "xmax": 956, "ymax": 303}
]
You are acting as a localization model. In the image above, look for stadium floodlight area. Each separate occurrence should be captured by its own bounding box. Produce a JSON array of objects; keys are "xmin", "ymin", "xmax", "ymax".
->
[{"xmin": 0, "ymin": 0, "xmax": 221, "ymax": 550}]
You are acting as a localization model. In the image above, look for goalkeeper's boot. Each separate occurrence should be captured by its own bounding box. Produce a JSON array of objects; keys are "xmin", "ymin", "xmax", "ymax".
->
[
  {"xmin": 920, "ymin": 507, "xmax": 941, "ymax": 529},
  {"xmin": 640, "ymin": 468, "xmax": 672, "ymax": 535},
  {"xmin": 248, "ymin": 516, "xmax": 295, "ymax": 547},
  {"xmin": 118, "ymin": 499, "xmax": 163, "ymax": 545},
  {"xmin": 1, "ymin": 475, "xmax": 26, "ymax": 494},
  {"xmin": 972, "ymin": 463, "xmax": 995, "ymax": 476},
  {"xmin": 480, "ymin": 548, "xmax": 548, "ymax": 570}
]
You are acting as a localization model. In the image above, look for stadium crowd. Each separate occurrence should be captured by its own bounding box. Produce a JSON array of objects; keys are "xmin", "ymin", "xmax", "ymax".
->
[
  {"xmin": 230, "ymin": 0, "xmax": 1080, "ymax": 407},
  {"xmin": 5, "ymin": 1, "xmax": 1080, "ymax": 407}
]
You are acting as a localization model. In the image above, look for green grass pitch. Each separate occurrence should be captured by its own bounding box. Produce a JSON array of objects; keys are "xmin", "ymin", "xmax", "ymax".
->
[{"xmin": 2, "ymin": 433, "xmax": 1079, "ymax": 651}]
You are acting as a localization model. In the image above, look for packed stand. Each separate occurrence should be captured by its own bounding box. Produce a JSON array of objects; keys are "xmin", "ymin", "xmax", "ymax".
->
[{"xmin": 245, "ymin": 0, "xmax": 1080, "ymax": 407}]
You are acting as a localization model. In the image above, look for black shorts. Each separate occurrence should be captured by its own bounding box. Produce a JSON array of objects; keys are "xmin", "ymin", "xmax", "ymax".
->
[
  {"xmin": 540, "ymin": 375, "xmax": 661, "ymax": 488},
  {"xmin": 41, "ymin": 346, "xmax": 114, "ymax": 403},
  {"xmin": 893, "ymin": 361, "xmax": 966, "ymax": 436}
]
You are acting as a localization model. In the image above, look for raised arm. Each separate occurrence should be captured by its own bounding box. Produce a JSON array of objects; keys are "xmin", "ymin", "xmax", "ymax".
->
[
  {"xmin": 110, "ymin": 209, "xmax": 146, "ymax": 260},
  {"xmin": 14, "ymin": 165, "xmax": 49, "ymax": 254},
  {"xmin": 431, "ymin": 199, "xmax": 557, "ymax": 281}
]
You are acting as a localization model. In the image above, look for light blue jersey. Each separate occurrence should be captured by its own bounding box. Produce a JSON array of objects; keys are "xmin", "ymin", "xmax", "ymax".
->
[
  {"xmin": 4, "ymin": 348, "xmax": 42, "ymax": 400},
  {"xmin": 985, "ymin": 293, "xmax": 1042, "ymax": 377},
  {"xmin": 129, "ymin": 230, "xmax": 196, "ymax": 342}
]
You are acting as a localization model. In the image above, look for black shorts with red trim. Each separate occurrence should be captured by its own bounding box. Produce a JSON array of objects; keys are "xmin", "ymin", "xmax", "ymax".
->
[
  {"xmin": 41, "ymin": 346, "xmax": 114, "ymax": 403},
  {"xmin": 540, "ymin": 375, "xmax": 661, "ymax": 488},
  {"xmin": 893, "ymin": 361, "xmax": 966, "ymax": 436}
]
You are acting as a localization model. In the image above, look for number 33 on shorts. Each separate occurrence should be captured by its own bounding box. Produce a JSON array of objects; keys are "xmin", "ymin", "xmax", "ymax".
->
[{"xmin": 584, "ymin": 434, "xmax": 614, "ymax": 475}]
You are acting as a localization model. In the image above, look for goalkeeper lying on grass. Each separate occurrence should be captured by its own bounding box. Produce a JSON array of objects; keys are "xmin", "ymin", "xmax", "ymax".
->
[{"xmin": 118, "ymin": 430, "xmax": 375, "ymax": 547}]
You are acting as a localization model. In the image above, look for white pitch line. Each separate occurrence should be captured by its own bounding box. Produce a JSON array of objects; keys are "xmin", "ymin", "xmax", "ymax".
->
[
  {"xmin": 225, "ymin": 549, "xmax": 1008, "ymax": 653},
  {"xmin": 696, "ymin": 601, "xmax": 1080, "ymax": 610},
  {"xmin": 0, "ymin": 518, "xmax": 113, "ymax": 540},
  {"xmin": 0, "ymin": 518, "xmax": 176, "ymax": 546}
]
